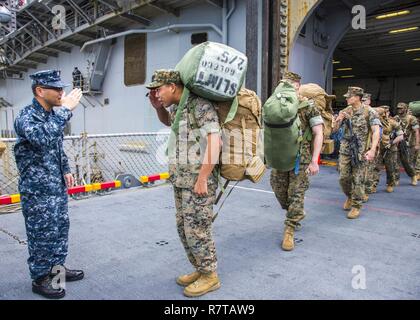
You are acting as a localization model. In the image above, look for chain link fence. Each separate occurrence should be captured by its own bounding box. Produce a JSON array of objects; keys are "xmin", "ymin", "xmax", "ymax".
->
[{"xmin": 0, "ymin": 132, "xmax": 170, "ymax": 196}]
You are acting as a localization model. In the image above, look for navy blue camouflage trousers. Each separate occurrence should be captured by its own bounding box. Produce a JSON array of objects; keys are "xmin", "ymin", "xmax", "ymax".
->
[{"xmin": 21, "ymin": 193, "xmax": 69, "ymax": 280}]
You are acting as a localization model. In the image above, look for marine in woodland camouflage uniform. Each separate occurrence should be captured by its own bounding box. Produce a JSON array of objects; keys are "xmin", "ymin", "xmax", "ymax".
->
[
  {"xmin": 415, "ymin": 113, "xmax": 420, "ymax": 179},
  {"xmin": 361, "ymin": 93, "xmax": 377, "ymax": 195},
  {"xmin": 334, "ymin": 87, "xmax": 381, "ymax": 218},
  {"xmin": 371, "ymin": 106, "xmax": 404, "ymax": 192},
  {"xmin": 270, "ymin": 71, "xmax": 324, "ymax": 251},
  {"xmin": 168, "ymin": 93, "xmax": 220, "ymax": 275},
  {"xmin": 147, "ymin": 69, "xmax": 221, "ymax": 297},
  {"xmin": 394, "ymin": 102, "xmax": 420, "ymax": 185}
]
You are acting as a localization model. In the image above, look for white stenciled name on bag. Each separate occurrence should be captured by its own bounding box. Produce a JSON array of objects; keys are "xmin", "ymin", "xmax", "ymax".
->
[{"xmin": 195, "ymin": 44, "xmax": 247, "ymax": 98}]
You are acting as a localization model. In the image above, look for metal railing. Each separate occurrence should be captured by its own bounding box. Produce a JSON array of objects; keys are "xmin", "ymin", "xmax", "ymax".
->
[
  {"xmin": 0, "ymin": 132, "xmax": 170, "ymax": 196},
  {"xmin": 72, "ymin": 74, "xmax": 91, "ymax": 93}
]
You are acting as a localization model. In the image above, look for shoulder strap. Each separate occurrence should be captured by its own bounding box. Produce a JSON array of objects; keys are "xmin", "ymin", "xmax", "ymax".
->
[
  {"xmin": 171, "ymin": 87, "xmax": 191, "ymax": 134},
  {"xmin": 187, "ymin": 100, "xmax": 199, "ymax": 130},
  {"xmin": 224, "ymin": 96, "xmax": 239, "ymax": 125},
  {"xmin": 187, "ymin": 100, "xmax": 201, "ymax": 144},
  {"xmin": 298, "ymin": 99, "xmax": 310, "ymax": 110},
  {"xmin": 264, "ymin": 114, "xmax": 298, "ymax": 129}
]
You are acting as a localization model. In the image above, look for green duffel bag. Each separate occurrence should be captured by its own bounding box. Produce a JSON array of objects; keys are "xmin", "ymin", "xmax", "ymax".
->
[
  {"xmin": 263, "ymin": 80, "xmax": 302, "ymax": 172},
  {"xmin": 172, "ymin": 41, "xmax": 248, "ymax": 132},
  {"xmin": 409, "ymin": 101, "xmax": 420, "ymax": 117},
  {"xmin": 176, "ymin": 41, "xmax": 247, "ymax": 101}
]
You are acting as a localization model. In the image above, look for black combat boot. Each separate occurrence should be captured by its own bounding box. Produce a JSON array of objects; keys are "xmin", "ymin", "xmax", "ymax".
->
[
  {"xmin": 32, "ymin": 275, "xmax": 66, "ymax": 299},
  {"xmin": 51, "ymin": 265, "xmax": 84, "ymax": 282}
]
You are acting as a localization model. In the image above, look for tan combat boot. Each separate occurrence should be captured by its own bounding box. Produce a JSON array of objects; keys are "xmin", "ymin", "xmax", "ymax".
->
[
  {"xmin": 386, "ymin": 185, "xmax": 394, "ymax": 193},
  {"xmin": 343, "ymin": 198, "xmax": 352, "ymax": 211},
  {"xmin": 371, "ymin": 186, "xmax": 377, "ymax": 194},
  {"xmin": 183, "ymin": 272, "xmax": 221, "ymax": 297},
  {"xmin": 411, "ymin": 175, "xmax": 418, "ymax": 186},
  {"xmin": 176, "ymin": 271, "xmax": 201, "ymax": 287},
  {"xmin": 282, "ymin": 226, "xmax": 295, "ymax": 251},
  {"xmin": 347, "ymin": 208, "xmax": 361, "ymax": 219}
]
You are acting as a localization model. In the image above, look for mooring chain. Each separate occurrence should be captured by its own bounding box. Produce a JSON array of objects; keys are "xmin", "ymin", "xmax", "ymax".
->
[{"xmin": 0, "ymin": 227, "xmax": 27, "ymax": 245}]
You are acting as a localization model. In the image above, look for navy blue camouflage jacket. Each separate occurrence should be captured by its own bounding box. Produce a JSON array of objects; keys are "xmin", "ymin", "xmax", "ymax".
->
[{"xmin": 14, "ymin": 98, "xmax": 72, "ymax": 195}]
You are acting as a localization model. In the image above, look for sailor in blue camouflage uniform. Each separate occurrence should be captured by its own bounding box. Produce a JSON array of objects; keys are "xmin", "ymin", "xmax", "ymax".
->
[{"xmin": 14, "ymin": 70, "xmax": 83, "ymax": 299}]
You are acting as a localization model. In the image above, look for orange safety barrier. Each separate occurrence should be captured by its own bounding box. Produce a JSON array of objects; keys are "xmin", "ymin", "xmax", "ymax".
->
[
  {"xmin": 140, "ymin": 172, "xmax": 170, "ymax": 184},
  {"xmin": 0, "ymin": 181, "xmax": 122, "ymax": 205},
  {"xmin": 320, "ymin": 160, "xmax": 338, "ymax": 167},
  {"xmin": 0, "ymin": 194, "xmax": 21, "ymax": 205},
  {"xmin": 68, "ymin": 180, "xmax": 121, "ymax": 194}
]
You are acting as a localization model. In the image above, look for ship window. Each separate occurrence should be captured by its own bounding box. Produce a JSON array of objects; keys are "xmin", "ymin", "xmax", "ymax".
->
[
  {"xmin": 191, "ymin": 33, "xmax": 208, "ymax": 45},
  {"xmin": 124, "ymin": 34, "xmax": 147, "ymax": 86}
]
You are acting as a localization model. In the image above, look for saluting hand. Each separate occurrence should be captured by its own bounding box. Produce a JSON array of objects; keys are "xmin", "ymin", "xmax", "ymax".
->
[
  {"xmin": 61, "ymin": 88, "xmax": 83, "ymax": 111},
  {"xmin": 149, "ymin": 89, "xmax": 164, "ymax": 109}
]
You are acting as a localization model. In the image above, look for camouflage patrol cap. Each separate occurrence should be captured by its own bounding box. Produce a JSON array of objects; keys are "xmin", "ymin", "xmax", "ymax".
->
[
  {"xmin": 397, "ymin": 102, "xmax": 408, "ymax": 109},
  {"xmin": 380, "ymin": 105, "xmax": 390, "ymax": 111},
  {"xmin": 283, "ymin": 71, "xmax": 302, "ymax": 82},
  {"xmin": 29, "ymin": 69, "xmax": 69, "ymax": 88},
  {"xmin": 146, "ymin": 69, "xmax": 182, "ymax": 89},
  {"xmin": 343, "ymin": 86, "xmax": 364, "ymax": 98},
  {"xmin": 362, "ymin": 93, "xmax": 371, "ymax": 101}
]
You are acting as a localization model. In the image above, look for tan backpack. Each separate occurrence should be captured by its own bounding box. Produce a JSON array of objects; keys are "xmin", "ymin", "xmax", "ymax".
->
[
  {"xmin": 299, "ymin": 83, "xmax": 336, "ymax": 154},
  {"xmin": 216, "ymin": 88, "xmax": 265, "ymax": 183},
  {"xmin": 0, "ymin": 140, "xmax": 6, "ymax": 157}
]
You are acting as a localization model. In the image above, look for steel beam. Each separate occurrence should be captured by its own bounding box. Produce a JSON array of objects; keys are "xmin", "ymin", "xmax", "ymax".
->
[
  {"xmin": 121, "ymin": 12, "xmax": 152, "ymax": 25},
  {"xmin": 24, "ymin": 55, "xmax": 47, "ymax": 64},
  {"xmin": 17, "ymin": 61, "xmax": 38, "ymax": 69},
  {"xmin": 97, "ymin": 0, "xmax": 119, "ymax": 10},
  {"xmin": 7, "ymin": 0, "xmax": 146, "ymax": 68},
  {"xmin": 60, "ymin": 39, "xmax": 85, "ymax": 47},
  {"xmin": 65, "ymin": 0, "xmax": 93, "ymax": 24},
  {"xmin": 24, "ymin": 10, "xmax": 57, "ymax": 40},
  {"xmin": 37, "ymin": 49, "xmax": 59, "ymax": 57},
  {"xmin": 148, "ymin": 1, "xmax": 180, "ymax": 17},
  {"xmin": 47, "ymin": 44, "xmax": 72, "ymax": 53},
  {"xmin": 206, "ymin": 0, "xmax": 223, "ymax": 8}
]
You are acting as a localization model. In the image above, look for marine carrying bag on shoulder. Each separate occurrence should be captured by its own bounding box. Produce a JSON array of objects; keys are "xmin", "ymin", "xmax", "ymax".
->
[
  {"xmin": 263, "ymin": 81, "xmax": 301, "ymax": 172},
  {"xmin": 298, "ymin": 83, "xmax": 335, "ymax": 154}
]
